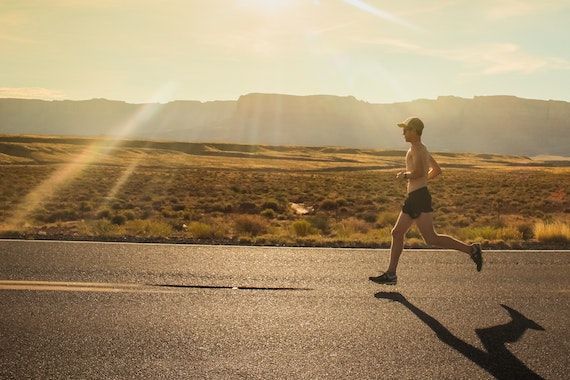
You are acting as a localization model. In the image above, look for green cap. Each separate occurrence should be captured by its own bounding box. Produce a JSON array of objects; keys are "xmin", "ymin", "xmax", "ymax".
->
[{"xmin": 397, "ymin": 117, "xmax": 424, "ymax": 134}]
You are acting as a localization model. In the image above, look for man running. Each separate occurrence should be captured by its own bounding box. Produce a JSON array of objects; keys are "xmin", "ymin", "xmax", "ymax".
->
[{"xmin": 369, "ymin": 117, "xmax": 483, "ymax": 285}]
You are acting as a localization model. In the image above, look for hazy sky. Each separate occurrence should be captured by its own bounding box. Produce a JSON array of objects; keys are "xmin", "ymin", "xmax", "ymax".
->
[{"xmin": 1, "ymin": 0, "xmax": 569, "ymax": 103}]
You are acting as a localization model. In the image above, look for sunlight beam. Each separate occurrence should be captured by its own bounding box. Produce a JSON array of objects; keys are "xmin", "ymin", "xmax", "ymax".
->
[
  {"xmin": 1, "ymin": 84, "xmax": 176, "ymax": 232},
  {"xmin": 341, "ymin": 0, "xmax": 420, "ymax": 30}
]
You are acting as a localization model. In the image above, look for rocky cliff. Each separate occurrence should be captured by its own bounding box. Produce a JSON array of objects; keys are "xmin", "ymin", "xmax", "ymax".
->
[{"xmin": 1, "ymin": 94, "xmax": 568, "ymax": 155}]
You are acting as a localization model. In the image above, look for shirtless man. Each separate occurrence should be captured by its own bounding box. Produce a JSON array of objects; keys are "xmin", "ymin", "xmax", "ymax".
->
[{"xmin": 369, "ymin": 117, "xmax": 483, "ymax": 285}]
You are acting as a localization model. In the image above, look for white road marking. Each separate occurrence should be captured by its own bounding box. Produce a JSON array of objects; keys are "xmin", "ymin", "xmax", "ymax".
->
[
  {"xmin": 0, "ymin": 280, "xmax": 177, "ymax": 294},
  {"xmin": 0, "ymin": 280, "xmax": 312, "ymax": 293}
]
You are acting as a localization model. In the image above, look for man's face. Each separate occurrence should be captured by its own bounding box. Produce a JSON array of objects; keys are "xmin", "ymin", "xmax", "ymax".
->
[{"xmin": 403, "ymin": 127, "xmax": 417, "ymax": 142}]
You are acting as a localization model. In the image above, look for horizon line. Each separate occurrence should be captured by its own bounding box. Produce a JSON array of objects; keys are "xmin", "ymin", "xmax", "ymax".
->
[{"xmin": 1, "ymin": 92, "xmax": 569, "ymax": 106}]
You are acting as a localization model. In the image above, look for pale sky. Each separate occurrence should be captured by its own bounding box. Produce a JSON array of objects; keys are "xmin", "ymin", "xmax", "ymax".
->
[{"xmin": 1, "ymin": 0, "xmax": 569, "ymax": 103}]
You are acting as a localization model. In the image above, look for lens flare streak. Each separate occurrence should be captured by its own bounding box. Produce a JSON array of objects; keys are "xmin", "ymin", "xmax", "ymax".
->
[
  {"xmin": 1, "ymin": 89, "xmax": 173, "ymax": 231},
  {"xmin": 342, "ymin": 0, "xmax": 419, "ymax": 30}
]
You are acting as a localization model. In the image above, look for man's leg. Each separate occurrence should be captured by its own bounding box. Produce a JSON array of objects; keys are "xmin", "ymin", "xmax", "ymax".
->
[
  {"xmin": 386, "ymin": 211, "xmax": 414, "ymax": 274},
  {"xmin": 415, "ymin": 212, "xmax": 472, "ymax": 254}
]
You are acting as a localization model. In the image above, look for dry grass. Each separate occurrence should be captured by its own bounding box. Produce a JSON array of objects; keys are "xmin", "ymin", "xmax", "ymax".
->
[
  {"xmin": 1, "ymin": 135, "xmax": 569, "ymax": 247},
  {"xmin": 534, "ymin": 221, "xmax": 570, "ymax": 243},
  {"xmin": 456, "ymin": 226, "xmax": 523, "ymax": 242},
  {"xmin": 186, "ymin": 221, "xmax": 226, "ymax": 239},
  {"xmin": 234, "ymin": 215, "xmax": 269, "ymax": 237},
  {"xmin": 290, "ymin": 220, "xmax": 310, "ymax": 237},
  {"xmin": 334, "ymin": 218, "xmax": 370, "ymax": 238}
]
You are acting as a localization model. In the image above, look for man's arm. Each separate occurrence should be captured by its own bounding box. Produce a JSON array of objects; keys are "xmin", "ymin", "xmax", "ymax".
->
[{"xmin": 427, "ymin": 154, "xmax": 442, "ymax": 180}]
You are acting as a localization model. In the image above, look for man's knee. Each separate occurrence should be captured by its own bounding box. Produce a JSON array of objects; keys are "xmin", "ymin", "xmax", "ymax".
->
[{"xmin": 391, "ymin": 228, "xmax": 406, "ymax": 239}]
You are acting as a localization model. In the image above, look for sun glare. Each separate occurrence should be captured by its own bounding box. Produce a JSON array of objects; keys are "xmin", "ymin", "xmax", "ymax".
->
[
  {"xmin": 237, "ymin": 0, "xmax": 293, "ymax": 13},
  {"xmin": 1, "ymin": 85, "xmax": 176, "ymax": 232}
]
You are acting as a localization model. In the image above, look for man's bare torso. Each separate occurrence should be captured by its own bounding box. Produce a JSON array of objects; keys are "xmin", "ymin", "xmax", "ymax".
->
[{"xmin": 405, "ymin": 144, "xmax": 430, "ymax": 193}]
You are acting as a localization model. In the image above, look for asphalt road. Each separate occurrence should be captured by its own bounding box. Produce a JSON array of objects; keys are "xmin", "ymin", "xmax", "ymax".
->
[{"xmin": 0, "ymin": 240, "xmax": 568, "ymax": 379}]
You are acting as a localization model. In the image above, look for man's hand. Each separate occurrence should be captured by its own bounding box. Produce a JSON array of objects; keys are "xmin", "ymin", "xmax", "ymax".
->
[{"xmin": 396, "ymin": 171, "xmax": 407, "ymax": 180}]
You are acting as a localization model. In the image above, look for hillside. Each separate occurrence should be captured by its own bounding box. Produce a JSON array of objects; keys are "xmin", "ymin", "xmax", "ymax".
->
[
  {"xmin": 1, "ymin": 135, "xmax": 569, "ymax": 249},
  {"xmin": 1, "ymin": 94, "xmax": 569, "ymax": 156},
  {"xmin": 1, "ymin": 135, "xmax": 566, "ymax": 170}
]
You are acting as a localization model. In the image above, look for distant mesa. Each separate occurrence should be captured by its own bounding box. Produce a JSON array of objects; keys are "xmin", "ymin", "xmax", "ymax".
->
[{"xmin": 0, "ymin": 93, "xmax": 568, "ymax": 156}]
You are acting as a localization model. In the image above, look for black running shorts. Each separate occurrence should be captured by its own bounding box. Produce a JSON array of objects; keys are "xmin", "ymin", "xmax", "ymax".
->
[{"xmin": 402, "ymin": 187, "xmax": 433, "ymax": 219}]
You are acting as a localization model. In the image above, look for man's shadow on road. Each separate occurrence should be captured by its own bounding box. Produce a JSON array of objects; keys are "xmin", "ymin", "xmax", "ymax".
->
[{"xmin": 375, "ymin": 292, "xmax": 545, "ymax": 380}]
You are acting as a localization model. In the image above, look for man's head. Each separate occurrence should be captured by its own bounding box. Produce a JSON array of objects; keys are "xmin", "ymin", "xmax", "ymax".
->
[{"xmin": 397, "ymin": 117, "xmax": 424, "ymax": 142}]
